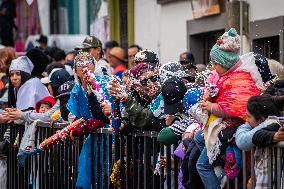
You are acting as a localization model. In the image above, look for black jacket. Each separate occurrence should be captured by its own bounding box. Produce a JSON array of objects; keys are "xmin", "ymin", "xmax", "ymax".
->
[
  {"xmin": 182, "ymin": 138, "xmax": 204, "ymax": 189},
  {"xmin": 252, "ymin": 123, "xmax": 281, "ymax": 148},
  {"xmin": 87, "ymin": 92, "xmax": 110, "ymax": 123}
]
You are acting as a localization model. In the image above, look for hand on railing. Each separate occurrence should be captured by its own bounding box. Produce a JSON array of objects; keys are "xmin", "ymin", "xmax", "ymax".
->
[
  {"xmin": 273, "ymin": 126, "xmax": 284, "ymax": 143},
  {"xmin": 0, "ymin": 113, "xmax": 9, "ymax": 124},
  {"xmin": 1, "ymin": 108, "xmax": 22, "ymax": 123}
]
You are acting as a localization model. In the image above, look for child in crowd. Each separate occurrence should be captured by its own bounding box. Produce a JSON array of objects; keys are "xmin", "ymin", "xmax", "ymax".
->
[
  {"xmin": 236, "ymin": 95, "xmax": 284, "ymax": 189},
  {"xmin": 35, "ymin": 96, "xmax": 56, "ymax": 113}
]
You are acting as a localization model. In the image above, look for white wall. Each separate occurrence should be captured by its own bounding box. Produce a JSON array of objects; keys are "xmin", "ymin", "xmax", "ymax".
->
[
  {"xmin": 37, "ymin": 0, "xmax": 50, "ymax": 35},
  {"xmin": 247, "ymin": 0, "xmax": 284, "ymax": 21},
  {"xmin": 134, "ymin": 0, "xmax": 161, "ymax": 56},
  {"xmin": 159, "ymin": 1, "xmax": 193, "ymax": 64},
  {"xmin": 79, "ymin": 0, "xmax": 87, "ymax": 34}
]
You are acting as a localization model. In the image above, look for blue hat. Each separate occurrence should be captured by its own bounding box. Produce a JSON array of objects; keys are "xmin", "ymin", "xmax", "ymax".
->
[
  {"xmin": 179, "ymin": 52, "xmax": 195, "ymax": 63},
  {"xmin": 41, "ymin": 68, "xmax": 72, "ymax": 88},
  {"xmin": 183, "ymin": 87, "xmax": 202, "ymax": 112}
]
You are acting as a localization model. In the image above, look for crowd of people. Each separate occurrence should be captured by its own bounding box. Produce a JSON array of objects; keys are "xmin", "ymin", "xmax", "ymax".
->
[{"xmin": 0, "ymin": 27, "xmax": 284, "ymax": 189}]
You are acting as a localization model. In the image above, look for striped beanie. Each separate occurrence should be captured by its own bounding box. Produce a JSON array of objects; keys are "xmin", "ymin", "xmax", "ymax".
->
[{"xmin": 169, "ymin": 116, "xmax": 195, "ymax": 136}]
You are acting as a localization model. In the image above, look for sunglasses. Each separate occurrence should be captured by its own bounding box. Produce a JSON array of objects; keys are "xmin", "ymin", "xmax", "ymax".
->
[
  {"xmin": 76, "ymin": 58, "xmax": 95, "ymax": 67},
  {"xmin": 139, "ymin": 75, "xmax": 159, "ymax": 86}
]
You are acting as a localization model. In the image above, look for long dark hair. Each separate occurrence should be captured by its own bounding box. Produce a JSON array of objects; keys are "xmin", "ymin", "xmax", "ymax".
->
[
  {"xmin": 8, "ymin": 71, "xmax": 32, "ymax": 108},
  {"xmin": 247, "ymin": 95, "xmax": 284, "ymax": 121}
]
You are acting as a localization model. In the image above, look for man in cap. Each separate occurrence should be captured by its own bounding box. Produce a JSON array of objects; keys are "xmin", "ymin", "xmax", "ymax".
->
[
  {"xmin": 104, "ymin": 40, "xmax": 119, "ymax": 60},
  {"xmin": 75, "ymin": 36, "xmax": 112, "ymax": 75},
  {"xmin": 37, "ymin": 35, "xmax": 48, "ymax": 50},
  {"xmin": 107, "ymin": 47, "xmax": 127, "ymax": 79},
  {"xmin": 109, "ymin": 63, "xmax": 165, "ymax": 131},
  {"xmin": 179, "ymin": 52, "xmax": 197, "ymax": 83},
  {"xmin": 54, "ymin": 80, "xmax": 75, "ymax": 121},
  {"xmin": 41, "ymin": 68, "xmax": 72, "ymax": 97},
  {"xmin": 158, "ymin": 76, "xmax": 189, "ymax": 145}
]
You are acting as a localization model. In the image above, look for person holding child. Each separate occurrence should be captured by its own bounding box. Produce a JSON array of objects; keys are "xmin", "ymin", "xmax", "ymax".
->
[{"xmin": 194, "ymin": 28, "xmax": 261, "ymax": 189}]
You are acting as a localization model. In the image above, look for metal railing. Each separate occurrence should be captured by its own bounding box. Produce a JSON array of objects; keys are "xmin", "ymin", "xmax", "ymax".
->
[
  {"xmin": 0, "ymin": 122, "xmax": 283, "ymax": 189},
  {"xmin": 4, "ymin": 123, "xmax": 83, "ymax": 189}
]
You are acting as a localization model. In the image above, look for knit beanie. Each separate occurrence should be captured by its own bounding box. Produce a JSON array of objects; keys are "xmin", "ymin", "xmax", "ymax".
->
[
  {"xmin": 157, "ymin": 127, "xmax": 179, "ymax": 145},
  {"xmin": 210, "ymin": 28, "xmax": 240, "ymax": 68}
]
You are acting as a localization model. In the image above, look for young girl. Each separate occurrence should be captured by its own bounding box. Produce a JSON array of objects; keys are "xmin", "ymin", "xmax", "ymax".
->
[{"xmin": 236, "ymin": 95, "xmax": 284, "ymax": 189}]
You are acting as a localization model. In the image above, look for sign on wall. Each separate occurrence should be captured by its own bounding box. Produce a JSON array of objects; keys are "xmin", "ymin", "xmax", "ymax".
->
[{"xmin": 191, "ymin": 0, "xmax": 220, "ymax": 19}]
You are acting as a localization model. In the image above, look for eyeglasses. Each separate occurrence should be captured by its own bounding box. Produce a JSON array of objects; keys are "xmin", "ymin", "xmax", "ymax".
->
[
  {"xmin": 139, "ymin": 75, "xmax": 159, "ymax": 86},
  {"xmin": 76, "ymin": 58, "xmax": 95, "ymax": 67}
]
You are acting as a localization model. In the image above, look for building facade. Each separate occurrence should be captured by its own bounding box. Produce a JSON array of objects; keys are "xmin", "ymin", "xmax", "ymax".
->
[{"xmin": 135, "ymin": 0, "xmax": 284, "ymax": 64}]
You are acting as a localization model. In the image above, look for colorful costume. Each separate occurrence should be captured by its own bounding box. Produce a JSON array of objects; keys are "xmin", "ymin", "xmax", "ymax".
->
[{"xmin": 67, "ymin": 52, "xmax": 112, "ymax": 189}]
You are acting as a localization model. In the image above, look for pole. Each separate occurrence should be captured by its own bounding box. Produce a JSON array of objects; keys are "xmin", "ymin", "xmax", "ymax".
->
[{"xmin": 240, "ymin": 0, "xmax": 243, "ymax": 55}]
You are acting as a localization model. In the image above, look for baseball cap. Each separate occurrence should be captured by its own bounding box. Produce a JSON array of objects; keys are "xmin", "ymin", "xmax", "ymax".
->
[
  {"xmin": 179, "ymin": 52, "xmax": 195, "ymax": 63},
  {"xmin": 36, "ymin": 35, "xmax": 48, "ymax": 44},
  {"xmin": 162, "ymin": 77, "xmax": 187, "ymax": 115},
  {"xmin": 134, "ymin": 49, "xmax": 159, "ymax": 68},
  {"xmin": 41, "ymin": 68, "xmax": 72, "ymax": 88},
  {"xmin": 75, "ymin": 36, "xmax": 102, "ymax": 50},
  {"xmin": 55, "ymin": 80, "xmax": 75, "ymax": 99}
]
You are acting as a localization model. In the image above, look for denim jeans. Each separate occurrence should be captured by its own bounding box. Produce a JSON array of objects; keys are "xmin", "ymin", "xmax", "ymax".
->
[{"xmin": 194, "ymin": 130, "xmax": 221, "ymax": 189}]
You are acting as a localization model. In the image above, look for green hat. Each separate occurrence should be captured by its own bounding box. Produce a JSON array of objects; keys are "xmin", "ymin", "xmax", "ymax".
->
[
  {"xmin": 210, "ymin": 28, "xmax": 240, "ymax": 68},
  {"xmin": 75, "ymin": 36, "xmax": 102, "ymax": 50},
  {"xmin": 157, "ymin": 127, "xmax": 180, "ymax": 145}
]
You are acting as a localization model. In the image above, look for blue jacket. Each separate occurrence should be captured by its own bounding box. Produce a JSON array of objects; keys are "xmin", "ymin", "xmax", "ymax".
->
[{"xmin": 235, "ymin": 119, "xmax": 278, "ymax": 151}]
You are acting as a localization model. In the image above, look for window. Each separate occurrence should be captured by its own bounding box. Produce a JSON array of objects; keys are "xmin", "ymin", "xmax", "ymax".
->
[
  {"xmin": 253, "ymin": 36, "xmax": 280, "ymax": 61},
  {"xmin": 190, "ymin": 30, "xmax": 224, "ymax": 65}
]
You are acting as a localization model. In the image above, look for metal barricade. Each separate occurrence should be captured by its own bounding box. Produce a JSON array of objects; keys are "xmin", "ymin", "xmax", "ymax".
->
[
  {"xmin": 2, "ymin": 121, "xmax": 284, "ymax": 189},
  {"xmin": 6, "ymin": 123, "xmax": 83, "ymax": 189}
]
